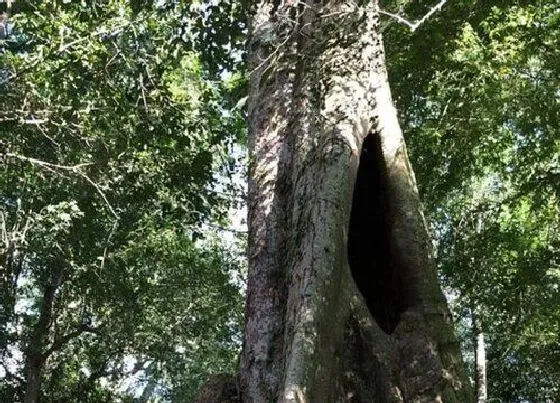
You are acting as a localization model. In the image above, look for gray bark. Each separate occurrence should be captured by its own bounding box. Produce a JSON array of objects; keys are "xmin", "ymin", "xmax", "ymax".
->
[{"xmin": 239, "ymin": 0, "xmax": 472, "ymax": 401}]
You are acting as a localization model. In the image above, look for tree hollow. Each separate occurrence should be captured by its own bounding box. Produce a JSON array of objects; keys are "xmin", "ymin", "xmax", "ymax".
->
[{"xmin": 347, "ymin": 132, "xmax": 418, "ymax": 335}]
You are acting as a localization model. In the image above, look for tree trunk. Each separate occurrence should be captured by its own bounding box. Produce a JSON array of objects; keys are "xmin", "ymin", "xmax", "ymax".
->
[
  {"xmin": 24, "ymin": 360, "xmax": 43, "ymax": 403},
  {"xmin": 237, "ymin": 0, "xmax": 472, "ymax": 401},
  {"xmin": 473, "ymin": 313, "xmax": 487, "ymax": 402},
  {"xmin": 23, "ymin": 269, "xmax": 62, "ymax": 403}
]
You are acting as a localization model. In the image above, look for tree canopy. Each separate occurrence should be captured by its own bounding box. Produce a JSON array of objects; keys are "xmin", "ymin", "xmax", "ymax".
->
[
  {"xmin": 1, "ymin": 1, "xmax": 246, "ymax": 401},
  {"xmin": 0, "ymin": 0, "xmax": 558, "ymax": 401},
  {"xmin": 385, "ymin": 0, "xmax": 560, "ymax": 399}
]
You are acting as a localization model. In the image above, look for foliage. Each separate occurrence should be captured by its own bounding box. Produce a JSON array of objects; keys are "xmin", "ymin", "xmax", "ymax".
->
[
  {"xmin": 0, "ymin": 0, "xmax": 246, "ymax": 401},
  {"xmin": 2, "ymin": 0, "xmax": 558, "ymax": 401},
  {"xmin": 384, "ymin": 0, "xmax": 560, "ymax": 399}
]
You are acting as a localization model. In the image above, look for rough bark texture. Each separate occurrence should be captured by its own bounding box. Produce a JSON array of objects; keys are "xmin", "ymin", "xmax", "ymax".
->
[{"xmin": 238, "ymin": 0, "xmax": 473, "ymax": 401}]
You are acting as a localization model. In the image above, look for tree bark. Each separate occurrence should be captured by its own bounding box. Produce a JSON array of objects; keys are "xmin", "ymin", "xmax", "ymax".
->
[
  {"xmin": 238, "ymin": 0, "xmax": 472, "ymax": 401},
  {"xmin": 473, "ymin": 312, "xmax": 487, "ymax": 402}
]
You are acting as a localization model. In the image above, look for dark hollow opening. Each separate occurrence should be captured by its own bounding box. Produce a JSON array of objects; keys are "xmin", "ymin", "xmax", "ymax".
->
[{"xmin": 347, "ymin": 133, "xmax": 415, "ymax": 334}]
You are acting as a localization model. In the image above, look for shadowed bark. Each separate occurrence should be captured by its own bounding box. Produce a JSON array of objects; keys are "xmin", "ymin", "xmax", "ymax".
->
[
  {"xmin": 195, "ymin": 374, "xmax": 239, "ymax": 403},
  {"xmin": 24, "ymin": 269, "xmax": 62, "ymax": 403}
]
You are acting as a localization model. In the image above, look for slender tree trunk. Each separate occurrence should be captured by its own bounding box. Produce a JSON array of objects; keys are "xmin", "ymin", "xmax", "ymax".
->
[
  {"xmin": 473, "ymin": 312, "xmax": 487, "ymax": 402},
  {"xmin": 23, "ymin": 269, "xmax": 62, "ymax": 403},
  {"xmin": 236, "ymin": 0, "xmax": 472, "ymax": 401}
]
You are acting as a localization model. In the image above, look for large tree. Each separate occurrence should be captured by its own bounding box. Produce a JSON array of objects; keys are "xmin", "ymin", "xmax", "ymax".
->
[{"xmin": 225, "ymin": 0, "xmax": 473, "ymax": 401}]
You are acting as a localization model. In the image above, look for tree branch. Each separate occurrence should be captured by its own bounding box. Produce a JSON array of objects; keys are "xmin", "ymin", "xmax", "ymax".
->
[
  {"xmin": 6, "ymin": 153, "xmax": 94, "ymax": 171},
  {"xmin": 0, "ymin": 117, "xmax": 48, "ymax": 125},
  {"xmin": 5, "ymin": 153, "xmax": 118, "ymax": 218},
  {"xmin": 379, "ymin": 0, "xmax": 448, "ymax": 32},
  {"xmin": 44, "ymin": 324, "xmax": 102, "ymax": 359}
]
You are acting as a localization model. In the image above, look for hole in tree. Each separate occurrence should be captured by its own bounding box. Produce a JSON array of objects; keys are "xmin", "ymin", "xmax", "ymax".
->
[{"xmin": 347, "ymin": 133, "xmax": 417, "ymax": 335}]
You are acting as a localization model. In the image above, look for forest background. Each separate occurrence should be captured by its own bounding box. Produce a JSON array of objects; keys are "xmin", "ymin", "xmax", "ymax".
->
[{"xmin": 0, "ymin": 0, "xmax": 558, "ymax": 401}]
